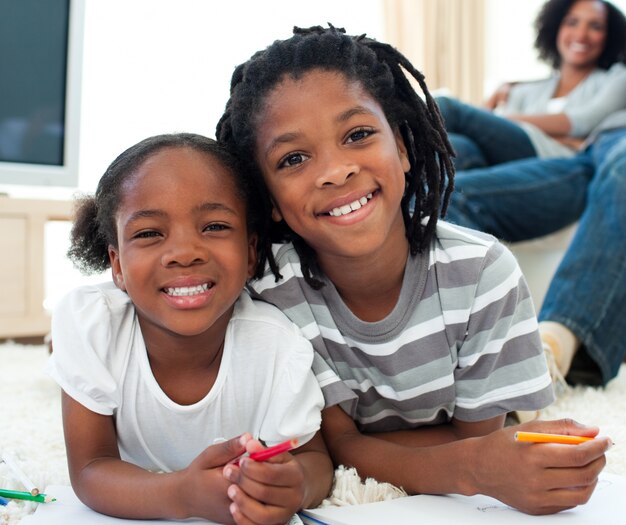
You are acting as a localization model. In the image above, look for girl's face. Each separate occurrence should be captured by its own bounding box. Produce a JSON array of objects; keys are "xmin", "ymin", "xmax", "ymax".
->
[
  {"xmin": 108, "ymin": 147, "xmax": 256, "ymax": 341},
  {"xmin": 254, "ymin": 70, "xmax": 410, "ymax": 264},
  {"xmin": 557, "ymin": 0, "xmax": 608, "ymax": 70}
]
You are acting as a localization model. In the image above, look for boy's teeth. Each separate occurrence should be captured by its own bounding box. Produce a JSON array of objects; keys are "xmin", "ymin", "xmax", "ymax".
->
[
  {"xmin": 329, "ymin": 193, "xmax": 373, "ymax": 217},
  {"xmin": 165, "ymin": 283, "xmax": 210, "ymax": 296}
]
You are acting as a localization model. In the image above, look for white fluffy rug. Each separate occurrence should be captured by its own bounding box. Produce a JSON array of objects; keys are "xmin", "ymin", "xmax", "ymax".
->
[{"xmin": 1, "ymin": 342, "xmax": 625, "ymax": 524}]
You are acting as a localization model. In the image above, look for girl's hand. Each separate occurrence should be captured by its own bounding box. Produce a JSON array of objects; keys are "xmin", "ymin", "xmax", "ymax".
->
[
  {"xmin": 176, "ymin": 434, "xmax": 252, "ymax": 523},
  {"xmin": 223, "ymin": 439, "xmax": 306, "ymax": 525},
  {"xmin": 473, "ymin": 419, "xmax": 610, "ymax": 515}
]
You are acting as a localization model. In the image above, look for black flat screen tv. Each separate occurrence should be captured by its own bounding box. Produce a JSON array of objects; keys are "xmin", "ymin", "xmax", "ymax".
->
[{"xmin": 0, "ymin": 0, "xmax": 84, "ymax": 188}]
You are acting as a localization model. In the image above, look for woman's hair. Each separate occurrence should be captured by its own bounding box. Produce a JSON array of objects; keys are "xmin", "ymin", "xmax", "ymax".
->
[
  {"xmin": 217, "ymin": 24, "xmax": 455, "ymax": 289},
  {"xmin": 534, "ymin": 0, "xmax": 626, "ymax": 69},
  {"xmin": 68, "ymin": 132, "xmax": 265, "ymax": 276}
]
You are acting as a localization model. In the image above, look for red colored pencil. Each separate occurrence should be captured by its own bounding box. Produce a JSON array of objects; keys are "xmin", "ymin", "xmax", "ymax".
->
[{"xmin": 235, "ymin": 438, "xmax": 299, "ymax": 465}]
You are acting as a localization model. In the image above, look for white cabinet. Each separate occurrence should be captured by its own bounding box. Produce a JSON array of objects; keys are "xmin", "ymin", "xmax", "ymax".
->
[{"xmin": 0, "ymin": 197, "xmax": 72, "ymax": 339}]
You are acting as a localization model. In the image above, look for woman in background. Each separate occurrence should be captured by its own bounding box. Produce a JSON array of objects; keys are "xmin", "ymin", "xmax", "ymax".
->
[{"xmin": 436, "ymin": 0, "xmax": 626, "ymax": 169}]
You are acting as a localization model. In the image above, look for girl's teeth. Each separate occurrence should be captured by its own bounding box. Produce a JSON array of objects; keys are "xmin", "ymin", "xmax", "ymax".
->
[
  {"xmin": 329, "ymin": 193, "xmax": 373, "ymax": 217},
  {"xmin": 165, "ymin": 283, "xmax": 210, "ymax": 296}
]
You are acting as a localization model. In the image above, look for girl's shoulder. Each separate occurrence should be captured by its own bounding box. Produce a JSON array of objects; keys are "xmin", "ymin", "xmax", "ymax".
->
[{"xmin": 54, "ymin": 281, "xmax": 133, "ymax": 325}]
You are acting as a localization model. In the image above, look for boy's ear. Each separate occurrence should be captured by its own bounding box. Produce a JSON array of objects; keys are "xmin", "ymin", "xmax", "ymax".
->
[
  {"xmin": 108, "ymin": 245, "xmax": 127, "ymax": 291},
  {"xmin": 270, "ymin": 202, "xmax": 284, "ymax": 223},
  {"xmin": 247, "ymin": 234, "xmax": 258, "ymax": 278},
  {"xmin": 394, "ymin": 129, "xmax": 411, "ymax": 173}
]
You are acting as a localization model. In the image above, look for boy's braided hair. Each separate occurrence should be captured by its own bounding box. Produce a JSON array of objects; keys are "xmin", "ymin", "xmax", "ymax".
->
[{"xmin": 217, "ymin": 24, "xmax": 455, "ymax": 289}]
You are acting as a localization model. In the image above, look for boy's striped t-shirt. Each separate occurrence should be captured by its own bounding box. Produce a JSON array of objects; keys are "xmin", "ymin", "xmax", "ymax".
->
[{"xmin": 249, "ymin": 221, "xmax": 554, "ymax": 432}]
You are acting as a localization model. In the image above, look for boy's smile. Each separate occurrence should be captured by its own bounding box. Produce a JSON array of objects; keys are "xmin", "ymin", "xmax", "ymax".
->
[
  {"xmin": 255, "ymin": 69, "xmax": 411, "ymax": 267},
  {"xmin": 108, "ymin": 147, "xmax": 256, "ymax": 343}
]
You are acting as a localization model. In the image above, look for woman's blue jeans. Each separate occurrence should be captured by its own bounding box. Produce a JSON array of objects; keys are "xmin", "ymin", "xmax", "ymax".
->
[
  {"xmin": 436, "ymin": 96, "xmax": 537, "ymax": 170},
  {"xmin": 445, "ymin": 129, "xmax": 626, "ymax": 385}
]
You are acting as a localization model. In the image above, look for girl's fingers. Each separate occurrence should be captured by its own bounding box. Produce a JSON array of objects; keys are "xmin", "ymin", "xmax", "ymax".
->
[{"xmin": 228, "ymin": 484, "xmax": 290, "ymax": 525}]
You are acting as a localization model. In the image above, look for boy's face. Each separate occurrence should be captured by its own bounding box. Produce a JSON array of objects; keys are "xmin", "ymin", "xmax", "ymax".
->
[
  {"xmin": 108, "ymin": 147, "xmax": 256, "ymax": 342},
  {"xmin": 254, "ymin": 70, "xmax": 410, "ymax": 265}
]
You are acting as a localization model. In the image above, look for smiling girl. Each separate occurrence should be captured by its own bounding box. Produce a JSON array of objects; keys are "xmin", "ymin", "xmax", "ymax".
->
[{"xmin": 47, "ymin": 133, "xmax": 332, "ymax": 524}]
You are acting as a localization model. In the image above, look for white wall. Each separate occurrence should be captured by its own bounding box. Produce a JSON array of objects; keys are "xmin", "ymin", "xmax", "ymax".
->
[
  {"xmin": 76, "ymin": 0, "xmax": 386, "ymax": 196},
  {"xmin": 484, "ymin": 0, "xmax": 550, "ymax": 96}
]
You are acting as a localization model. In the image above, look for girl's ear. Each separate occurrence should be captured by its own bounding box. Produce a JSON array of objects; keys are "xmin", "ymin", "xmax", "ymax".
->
[
  {"xmin": 394, "ymin": 129, "xmax": 411, "ymax": 173},
  {"xmin": 247, "ymin": 234, "xmax": 258, "ymax": 278},
  {"xmin": 108, "ymin": 245, "xmax": 127, "ymax": 291}
]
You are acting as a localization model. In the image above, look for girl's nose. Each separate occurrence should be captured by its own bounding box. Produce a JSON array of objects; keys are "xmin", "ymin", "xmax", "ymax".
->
[{"xmin": 160, "ymin": 234, "xmax": 207, "ymax": 267}]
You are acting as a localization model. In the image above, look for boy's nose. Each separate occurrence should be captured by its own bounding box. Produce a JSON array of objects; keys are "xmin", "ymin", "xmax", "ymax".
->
[{"xmin": 316, "ymin": 153, "xmax": 359, "ymax": 188}]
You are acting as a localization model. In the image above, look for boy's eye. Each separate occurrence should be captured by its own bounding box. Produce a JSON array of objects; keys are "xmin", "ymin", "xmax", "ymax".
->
[
  {"xmin": 347, "ymin": 128, "xmax": 373, "ymax": 143},
  {"xmin": 204, "ymin": 223, "xmax": 229, "ymax": 232},
  {"xmin": 279, "ymin": 152, "xmax": 308, "ymax": 168}
]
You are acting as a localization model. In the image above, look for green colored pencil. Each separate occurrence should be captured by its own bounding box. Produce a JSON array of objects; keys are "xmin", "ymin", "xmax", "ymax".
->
[{"xmin": 0, "ymin": 488, "xmax": 55, "ymax": 503}]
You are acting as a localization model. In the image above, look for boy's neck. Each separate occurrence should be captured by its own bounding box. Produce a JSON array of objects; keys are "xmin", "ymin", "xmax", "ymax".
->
[{"xmin": 319, "ymin": 236, "xmax": 410, "ymax": 323}]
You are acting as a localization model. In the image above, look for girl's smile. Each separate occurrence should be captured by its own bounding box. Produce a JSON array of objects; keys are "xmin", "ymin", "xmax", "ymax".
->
[
  {"xmin": 161, "ymin": 277, "xmax": 216, "ymax": 309},
  {"xmin": 256, "ymin": 69, "xmax": 410, "ymax": 265}
]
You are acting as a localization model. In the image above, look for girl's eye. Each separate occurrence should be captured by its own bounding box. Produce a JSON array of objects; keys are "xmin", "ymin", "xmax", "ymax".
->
[
  {"xmin": 134, "ymin": 230, "xmax": 161, "ymax": 239},
  {"xmin": 347, "ymin": 128, "xmax": 373, "ymax": 143},
  {"xmin": 279, "ymin": 152, "xmax": 308, "ymax": 169}
]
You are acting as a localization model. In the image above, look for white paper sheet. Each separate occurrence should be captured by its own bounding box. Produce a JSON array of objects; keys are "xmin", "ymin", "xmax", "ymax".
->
[
  {"xmin": 21, "ymin": 484, "xmax": 304, "ymax": 524},
  {"xmin": 20, "ymin": 485, "xmax": 219, "ymax": 524},
  {"xmin": 300, "ymin": 472, "xmax": 626, "ymax": 525}
]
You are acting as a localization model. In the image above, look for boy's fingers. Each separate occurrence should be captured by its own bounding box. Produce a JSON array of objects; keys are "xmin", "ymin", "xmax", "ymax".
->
[{"xmin": 520, "ymin": 418, "xmax": 600, "ymax": 438}]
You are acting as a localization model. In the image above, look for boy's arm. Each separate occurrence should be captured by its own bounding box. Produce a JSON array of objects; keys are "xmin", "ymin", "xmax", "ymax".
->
[
  {"xmin": 373, "ymin": 415, "xmax": 505, "ymax": 447},
  {"xmin": 321, "ymin": 405, "xmax": 610, "ymax": 515},
  {"xmin": 62, "ymin": 392, "xmax": 242, "ymax": 523}
]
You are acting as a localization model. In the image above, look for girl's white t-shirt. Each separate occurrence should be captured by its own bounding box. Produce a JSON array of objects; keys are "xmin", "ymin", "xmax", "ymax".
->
[{"xmin": 47, "ymin": 282, "xmax": 323, "ymax": 472}]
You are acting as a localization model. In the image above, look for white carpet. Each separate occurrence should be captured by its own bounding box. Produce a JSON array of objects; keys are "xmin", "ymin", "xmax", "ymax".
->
[{"xmin": 1, "ymin": 342, "xmax": 625, "ymax": 524}]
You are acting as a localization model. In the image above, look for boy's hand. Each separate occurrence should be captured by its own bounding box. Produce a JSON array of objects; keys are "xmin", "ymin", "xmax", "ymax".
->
[
  {"xmin": 224, "ymin": 439, "xmax": 305, "ymax": 525},
  {"xmin": 474, "ymin": 419, "xmax": 610, "ymax": 515}
]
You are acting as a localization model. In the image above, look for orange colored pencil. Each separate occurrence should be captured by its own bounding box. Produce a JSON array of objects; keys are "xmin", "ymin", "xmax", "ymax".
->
[{"xmin": 514, "ymin": 431, "xmax": 594, "ymax": 445}]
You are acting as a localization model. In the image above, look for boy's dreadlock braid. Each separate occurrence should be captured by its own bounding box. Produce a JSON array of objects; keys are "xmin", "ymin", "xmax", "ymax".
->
[
  {"xmin": 216, "ymin": 25, "xmax": 456, "ymax": 288},
  {"xmin": 359, "ymin": 38, "xmax": 455, "ymax": 253}
]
